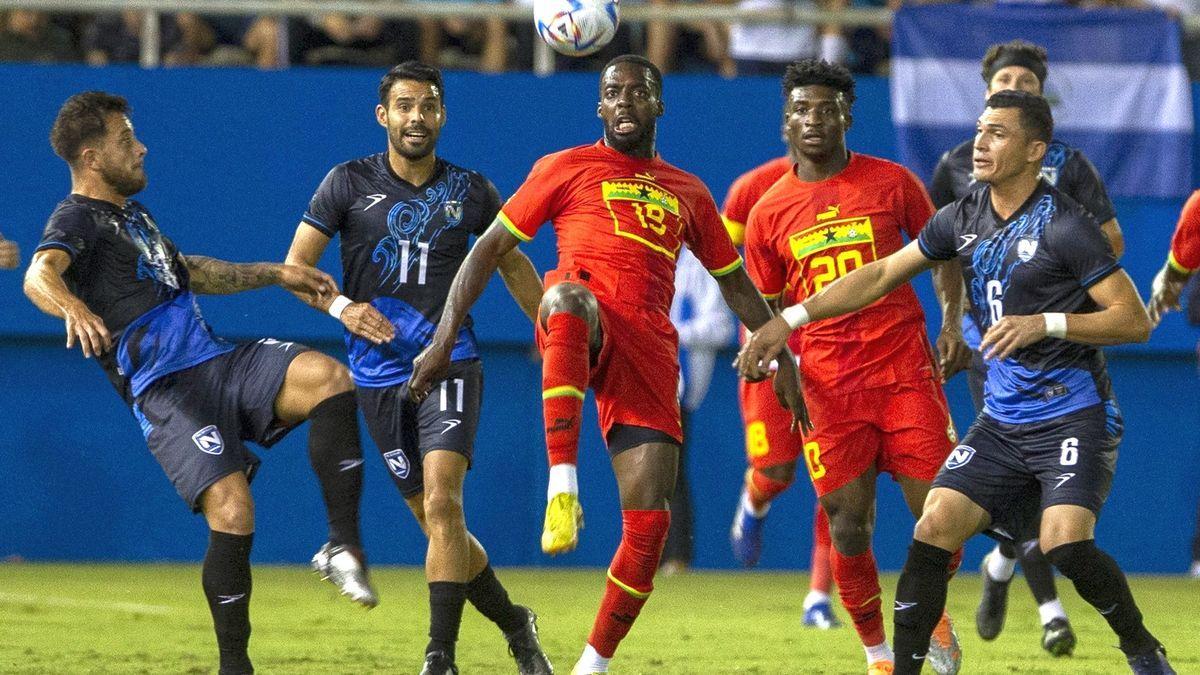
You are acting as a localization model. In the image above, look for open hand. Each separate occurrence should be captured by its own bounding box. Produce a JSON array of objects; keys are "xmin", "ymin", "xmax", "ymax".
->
[
  {"xmin": 936, "ymin": 325, "xmax": 972, "ymax": 382},
  {"xmin": 408, "ymin": 340, "xmax": 452, "ymax": 403},
  {"xmin": 980, "ymin": 314, "xmax": 1046, "ymax": 361},
  {"xmin": 63, "ymin": 300, "xmax": 111, "ymax": 358},
  {"xmin": 340, "ymin": 302, "xmax": 395, "ymax": 345},
  {"xmin": 278, "ymin": 263, "xmax": 336, "ymax": 302}
]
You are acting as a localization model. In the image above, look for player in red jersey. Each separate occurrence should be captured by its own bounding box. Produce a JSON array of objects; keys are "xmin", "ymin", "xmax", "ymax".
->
[
  {"xmin": 1148, "ymin": 190, "xmax": 1200, "ymax": 324},
  {"xmin": 723, "ymin": 152, "xmax": 841, "ymax": 628},
  {"xmin": 409, "ymin": 54, "xmax": 807, "ymax": 674},
  {"xmin": 739, "ymin": 60, "xmax": 970, "ymax": 675}
]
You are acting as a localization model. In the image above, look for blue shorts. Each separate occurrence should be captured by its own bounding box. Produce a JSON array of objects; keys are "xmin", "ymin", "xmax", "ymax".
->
[
  {"xmin": 356, "ymin": 359, "xmax": 482, "ymax": 498},
  {"xmin": 933, "ymin": 402, "xmax": 1122, "ymax": 542},
  {"xmin": 132, "ymin": 338, "xmax": 309, "ymax": 511}
]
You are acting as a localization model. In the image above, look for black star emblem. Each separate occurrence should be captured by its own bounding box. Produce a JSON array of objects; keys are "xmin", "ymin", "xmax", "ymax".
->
[
  {"xmin": 824, "ymin": 230, "xmax": 837, "ymax": 242},
  {"xmin": 637, "ymin": 185, "xmax": 652, "ymax": 199}
]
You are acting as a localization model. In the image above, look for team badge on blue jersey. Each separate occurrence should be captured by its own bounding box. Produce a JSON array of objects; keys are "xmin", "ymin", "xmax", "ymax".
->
[
  {"xmin": 1017, "ymin": 238, "xmax": 1039, "ymax": 262},
  {"xmin": 443, "ymin": 200, "xmax": 464, "ymax": 221},
  {"xmin": 383, "ymin": 449, "xmax": 410, "ymax": 478},
  {"xmin": 945, "ymin": 445, "xmax": 976, "ymax": 470},
  {"xmin": 192, "ymin": 425, "xmax": 225, "ymax": 455}
]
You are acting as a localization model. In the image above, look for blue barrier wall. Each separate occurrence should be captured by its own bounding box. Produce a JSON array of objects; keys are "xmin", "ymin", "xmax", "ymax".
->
[{"xmin": 1, "ymin": 65, "xmax": 1197, "ymax": 572}]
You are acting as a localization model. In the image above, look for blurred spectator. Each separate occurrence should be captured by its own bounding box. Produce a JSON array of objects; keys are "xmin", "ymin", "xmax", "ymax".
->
[
  {"xmin": 423, "ymin": 11, "xmax": 508, "ymax": 72},
  {"xmin": 291, "ymin": 12, "xmax": 420, "ymax": 67},
  {"xmin": 82, "ymin": 12, "xmax": 182, "ymax": 66},
  {"xmin": 82, "ymin": 12, "xmax": 284, "ymax": 68},
  {"xmin": 645, "ymin": 0, "xmax": 735, "ymax": 75},
  {"xmin": 728, "ymin": 0, "xmax": 848, "ymax": 76},
  {"xmin": 0, "ymin": 10, "xmax": 77, "ymax": 63},
  {"xmin": 190, "ymin": 14, "xmax": 285, "ymax": 67}
]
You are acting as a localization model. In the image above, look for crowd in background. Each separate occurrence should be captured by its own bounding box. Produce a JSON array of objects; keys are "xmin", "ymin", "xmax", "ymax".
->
[{"xmin": 0, "ymin": 0, "xmax": 1196, "ymax": 78}]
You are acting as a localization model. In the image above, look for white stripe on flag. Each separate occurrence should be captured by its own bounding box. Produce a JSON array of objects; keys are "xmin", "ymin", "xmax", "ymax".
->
[{"xmin": 891, "ymin": 58, "xmax": 1192, "ymax": 133}]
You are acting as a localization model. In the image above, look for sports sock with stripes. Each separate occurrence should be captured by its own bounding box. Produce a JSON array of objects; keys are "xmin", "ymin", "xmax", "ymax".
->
[
  {"xmin": 587, "ymin": 509, "xmax": 670, "ymax": 658},
  {"xmin": 831, "ymin": 546, "xmax": 885, "ymax": 647},
  {"xmin": 541, "ymin": 312, "xmax": 590, "ymax": 469}
]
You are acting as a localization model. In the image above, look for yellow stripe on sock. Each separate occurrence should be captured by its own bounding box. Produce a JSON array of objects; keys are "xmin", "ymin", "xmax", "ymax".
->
[
  {"xmin": 607, "ymin": 569, "xmax": 652, "ymax": 599},
  {"xmin": 542, "ymin": 385, "xmax": 585, "ymax": 401},
  {"xmin": 852, "ymin": 592, "xmax": 881, "ymax": 609}
]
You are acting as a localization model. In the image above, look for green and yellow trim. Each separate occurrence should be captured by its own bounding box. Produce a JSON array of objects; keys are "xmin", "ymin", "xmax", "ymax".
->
[
  {"xmin": 542, "ymin": 385, "xmax": 585, "ymax": 401},
  {"xmin": 708, "ymin": 257, "xmax": 744, "ymax": 278},
  {"xmin": 722, "ymin": 216, "xmax": 746, "ymax": 247},
  {"xmin": 607, "ymin": 569, "xmax": 651, "ymax": 599},
  {"xmin": 1168, "ymin": 251, "xmax": 1195, "ymax": 275},
  {"xmin": 498, "ymin": 211, "xmax": 533, "ymax": 243}
]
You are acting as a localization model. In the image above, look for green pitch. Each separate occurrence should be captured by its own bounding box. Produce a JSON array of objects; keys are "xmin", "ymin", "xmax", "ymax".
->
[{"xmin": 1, "ymin": 563, "xmax": 1198, "ymax": 673}]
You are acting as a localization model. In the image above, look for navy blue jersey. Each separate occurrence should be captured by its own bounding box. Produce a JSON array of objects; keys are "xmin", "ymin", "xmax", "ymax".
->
[
  {"xmin": 36, "ymin": 195, "xmax": 233, "ymax": 400},
  {"xmin": 303, "ymin": 154, "xmax": 502, "ymax": 387},
  {"xmin": 917, "ymin": 182, "xmax": 1121, "ymax": 424}
]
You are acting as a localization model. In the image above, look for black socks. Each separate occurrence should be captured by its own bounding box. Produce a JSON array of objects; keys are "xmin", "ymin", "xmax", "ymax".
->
[
  {"xmin": 1046, "ymin": 540, "xmax": 1158, "ymax": 655},
  {"xmin": 893, "ymin": 540, "xmax": 952, "ymax": 675},
  {"xmin": 427, "ymin": 581, "xmax": 468, "ymax": 661},
  {"xmin": 1018, "ymin": 539, "xmax": 1060, "ymax": 606},
  {"xmin": 307, "ymin": 391, "xmax": 363, "ymax": 550},
  {"xmin": 203, "ymin": 530, "xmax": 254, "ymax": 675},
  {"xmin": 466, "ymin": 565, "xmax": 527, "ymax": 635}
]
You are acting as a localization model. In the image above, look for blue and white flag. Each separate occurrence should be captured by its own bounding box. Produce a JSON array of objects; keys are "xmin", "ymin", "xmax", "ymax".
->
[{"xmin": 891, "ymin": 5, "xmax": 1192, "ymax": 199}]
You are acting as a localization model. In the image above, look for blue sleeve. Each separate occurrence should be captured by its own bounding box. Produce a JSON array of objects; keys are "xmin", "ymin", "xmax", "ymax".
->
[
  {"xmin": 916, "ymin": 205, "xmax": 958, "ymax": 261},
  {"xmin": 37, "ymin": 204, "xmax": 96, "ymax": 261},
  {"xmin": 473, "ymin": 176, "xmax": 503, "ymax": 236},
  {"xmin": 1047, "ymin": 209, "xmax": 1120, "ymax": 289},
  {"xmin": 1061, "ymin": 151, "xmax": 1116, "ymax": 225},
  {"xmin": 302, "ymin": 164, "xmax": 352, "ymax": 237}
]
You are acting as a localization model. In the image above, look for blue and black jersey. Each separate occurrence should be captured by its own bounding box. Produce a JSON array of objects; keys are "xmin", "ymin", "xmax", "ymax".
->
[
  {"xmin": 303, "ymin": 154, "xmax": 502, "ymax": 387},
  {"xmin": 917, "ymin": 181, "xmax": 1121, "ymax": 425},
  {"xmin": 36, "ymin": 195, "xmax": 233, "ymax": 401}
]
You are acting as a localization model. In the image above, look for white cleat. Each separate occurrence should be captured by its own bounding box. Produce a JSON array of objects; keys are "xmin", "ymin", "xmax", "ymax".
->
[{"xmin": 311, "ymin": 542, "xmax": 379, "ymax": 609}]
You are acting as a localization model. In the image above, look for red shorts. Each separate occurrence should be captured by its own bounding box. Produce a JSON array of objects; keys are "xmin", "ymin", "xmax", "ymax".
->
[
  {"xmin": 536, "ymin": 274, "xmax": 682, "ymax": 446},
  {"xmin": 740, "ymin": 376, "xmax": 956, "ymax": 497}
]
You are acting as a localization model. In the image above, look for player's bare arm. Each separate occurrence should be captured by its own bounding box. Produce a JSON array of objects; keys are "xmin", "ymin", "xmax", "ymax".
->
[
  {"xmin": 738, "ymin": 240, "xmax": 935, "ymax": 381},
  {"xmin": 981, "ymin": 269, "xmax": 1151, "ymax": 360},
  {"xmin": 1100, "ymin": 218, "xmax": 1124, "ymax": 259},
  {"xmin": 932, "ymin": 260, "xmax": 971, "ymax": 381},
  {"xmin": 0, "ymin": 234, "xmax": 19, "ymax": 269},
  {"xmin": 496, "ymin": 246, "xmax": 544, "ymax": 323},
  {"xmin": 182, "ymin": 254, "xmax": 334, "ymax": 301},
  {"xmin": 409, "ymin": 219, "xmax": 521, "ymax": 401},
  {"xmin": 285, "ymin": 222, "xmax": 395, "ymax": 346},
  {"xmin": 24, "ymin": 248, "xmax": 112, "ymax": 358},
  {"xmin": 716, "ymin": 267, "xmax": 812, "ymax": 432}
]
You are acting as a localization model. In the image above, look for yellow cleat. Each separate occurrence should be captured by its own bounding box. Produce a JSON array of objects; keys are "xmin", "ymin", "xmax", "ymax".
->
[
  {"xmin": 867, "ymin": 660, "xmax": 894, "ymax": 675},
  {"xmin": 542, "ymin": 492, "xmax": 584, "ymax": 555},
  {"xmin": 928, "ymin": 610, "xmax": 963, "ymax": 675}
]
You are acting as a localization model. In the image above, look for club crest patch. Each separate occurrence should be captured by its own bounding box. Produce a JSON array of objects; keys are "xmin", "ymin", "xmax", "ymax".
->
[
  {"xmin": 383, "ymin": 449, "xmax": 410, "ymax": 479},
  {"xmin": 1017, "ymin": 238, "xmax": 1039, "ymax": 262},
  {"xmin": 945, "ymin": 445, "xmax": 975, "ymax": 470},
  {"xmin": 192, "ymin": 425, "xmax": 224, "ymax": 455}
]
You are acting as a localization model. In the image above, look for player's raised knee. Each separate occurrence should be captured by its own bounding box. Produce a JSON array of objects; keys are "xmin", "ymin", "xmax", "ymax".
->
[{"xmin": 539, "ymin": 282, "xmax": 598, "ymax": 324}]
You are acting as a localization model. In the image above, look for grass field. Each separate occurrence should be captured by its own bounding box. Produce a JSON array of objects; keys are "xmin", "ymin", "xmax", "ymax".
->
[{"xmin": 1, "ymin": 563, "xmax": 1198, "ymax": 674}]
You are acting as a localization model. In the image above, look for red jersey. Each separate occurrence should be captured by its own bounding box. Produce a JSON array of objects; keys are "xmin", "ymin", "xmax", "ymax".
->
[
  {"xmin": 721, "ymin": 156, "xmax": 793, "ymax": 246},
  {"xmin": 744, "ymin": 153, "xmax": 937, "ymax": 393},
  {"xmin": 499, "ymin": 140, "xmax": 743, "ymax": 315},
  {"xmin": 1169, "ymin": 190, "xmax": 1200, "ymax": 273}
]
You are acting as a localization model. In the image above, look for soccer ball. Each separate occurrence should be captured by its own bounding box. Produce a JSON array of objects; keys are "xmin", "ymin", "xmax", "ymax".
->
[{"xmin": 534, "ymin": 0, "xmax": 620, "ymax": 57}]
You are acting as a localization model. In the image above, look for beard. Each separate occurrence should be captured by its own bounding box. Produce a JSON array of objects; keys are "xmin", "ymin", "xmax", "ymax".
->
[
  {"xmin": 604, "ymin": 122, "xmax": 653, "ymax": 154},
  {"xmin": 100, "ymin": 163, "xmax": 147, "ymax": 197},
  {"xmin": 389, "ymin": 127, "xmax": 438, "ymax": 161}
]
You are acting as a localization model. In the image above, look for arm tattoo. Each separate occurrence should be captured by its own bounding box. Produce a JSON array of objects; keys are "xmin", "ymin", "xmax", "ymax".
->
[{"xmin": 184, "ymin": 255, "xmax": 280, "ymax": 295}]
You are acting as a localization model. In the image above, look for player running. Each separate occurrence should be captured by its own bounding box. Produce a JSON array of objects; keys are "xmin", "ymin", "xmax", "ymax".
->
[
  {"xmin": 1148, "ymin": 189, "xmax": 1200, "ymax": 325},
  {"xmin": 929, "ymin": 40, "xmax": 1125, "ymax": 654},
  {"xmin": 409, "ymin": 54, "xmax": 807, "ymax": 675},
  {"xmin": 722, "ymin": 138, "xmax": 840, "ymax": 630},
  {"xmin": 25, "ymin": 91, "xmax": 373, "ymax": 675},
  {"xmin": 738, "ymin": 60, "xmax": 966, "ymax": 675},
  {"xmin": 740, "ymin": 90, "xmax": 1174, "ymax": 675},
  {"xmin": 285, "ymin": 62, "xmax": 552, "ymax": 675}
]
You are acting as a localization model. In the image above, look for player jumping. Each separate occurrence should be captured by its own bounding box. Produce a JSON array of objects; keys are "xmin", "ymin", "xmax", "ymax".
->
[
  {"xmin": 930, "ymin": 40, "xmax": 1125, "ymax": 655},
  {"xmin": 739, "ymin": 90, "xmax": 1174, "ymax": 675},
  {"xmin": 285, "ymin": 62, "xmax": 552, "ymax": 675},
  {"xmin": 409, "ymin": 54, "xmax": 807, "ymax": 674},
  {"xmin": 25, "ymin": 91, "xmax": 373, "ymax": 675}
]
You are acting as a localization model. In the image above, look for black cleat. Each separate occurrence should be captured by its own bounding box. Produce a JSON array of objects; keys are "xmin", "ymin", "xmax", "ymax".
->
[
  {"xmin": 975, "ymin": 554, "xmax": 1012, "ymax": 641},
  {"xmin": 505, "ymin": 606, "xmax": 554, "ymax": 674},
  {"xmin": 1127, "ymin": 646, "xmax": 1176, "ymax": 675},
  {"xmin": 1041, "ymin": 617, "xmax": 1076, "ymax": 657},
  {"xmin": 420, "ymin": 651, "xmax": 459, "ymax": 675}
]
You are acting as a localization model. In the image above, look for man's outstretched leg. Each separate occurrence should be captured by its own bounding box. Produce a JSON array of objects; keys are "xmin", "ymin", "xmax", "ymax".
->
[
  {"xmin": 730, "ymin": 378, "xmax": 798, "ymax": 568},
  {"xmin": 200, "ymin": 472, "xmax": 256, "ymax": 675},
  {"xmin": 573, "ymin": 441, "xmax": 676, "ymax": 675}
]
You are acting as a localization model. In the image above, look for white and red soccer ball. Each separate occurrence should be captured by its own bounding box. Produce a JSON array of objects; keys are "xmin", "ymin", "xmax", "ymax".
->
[{"xmin": 534, "ymin": 0, "xmax": 621, "ymax": 57}]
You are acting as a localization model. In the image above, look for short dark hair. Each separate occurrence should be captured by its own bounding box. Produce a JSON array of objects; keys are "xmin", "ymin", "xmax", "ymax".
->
[
  {"xmin": 985, "ymin": 90, "xmax": 1053, "ymax": 144},
  {"xmin": 378, "ymin": 61, "xmax": 445, "ymax": 106},
  {"xmin": 981, "ymin": 40, "xmax": 1048, "ymax": 89},
  {"xmin": 782, "ymin": 59, "xmax": 856, "ymax": 109},
  {"xmin": 50, "ymin": 91, "xmax": 130, "ymax": 164},
  {"xmin": 602, "ymin": 54, "xmax": 663, "ymax": 97}
]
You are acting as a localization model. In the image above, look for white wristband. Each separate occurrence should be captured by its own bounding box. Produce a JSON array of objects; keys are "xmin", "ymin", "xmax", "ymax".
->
[
  {"xmin": 1044, "ymin": 312, "xmax": 1067, "ymax": 339},
  {"xmin": 780, "ymin": 303, "xmax": 811, "ymax": 329},
  {"xmin": 327, "ymin": 295, "xmax": 352, "ymax": 320}
]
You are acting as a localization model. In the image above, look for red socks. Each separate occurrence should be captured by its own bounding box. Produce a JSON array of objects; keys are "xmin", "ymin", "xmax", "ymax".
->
[
  {"xmin": 948, "ymin": 547, "xmax": 963, "ymax": 580},
  {"xmin": 810, "ymin": 503, "xmax": 833, "ymax": 594},
  {"xmin": 587, "ymin": 510, "xmax": 670, "ymax": 658},
  {"xmin": 831, "ymin": 547, "xmax": 886, "ymax": 647},
  {"xmin": 542, "ymin": 313, "xmax": 590, "ymax": 467},
  {"xmin": 746, "ymin": 469, "xmax": 792, "ymax": 512}
]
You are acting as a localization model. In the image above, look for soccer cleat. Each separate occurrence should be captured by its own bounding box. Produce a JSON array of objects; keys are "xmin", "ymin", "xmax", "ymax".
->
[
  {"xmin": 505, "ymin": 606, "xmax": 554, "ymax": 674},
  {"xmin": 975, "ymin": 553, "xmax": 1011, "ymax": 640},
  {"xmin": 927, "ymin": 611, "xmax": 962, "ymax": 675},
  {"xmin": 1127, "ymin": 646, "xmax": 1176, "ymax": 675},
  {"xmin": 542, "ymin": 492, "xmax": 584, "ymax": 555},
  {"xmin": 867, "ymin": 660, "xmax": 895, "ymax": 675},
  {"xmin": 1041, "ymin": 617, "xmax": 1076, "ymax": 657},
  {"xmin": 729, "ymin": 499, "xmax": 766, "ymax": 567},
  {"xmin": 1189, "ymin": 560, "xmax": 1200, "ymax": 578},
  {"xmin": 310, "ymin": 542, "xmax": 379, "ymax": 609},
  {"xmin": 802, "ymin": 599, "xmax": 841, "ymax": 629},
  {"xmin": 420, "ymin": 651, "xmax": 459, "ymax": 675}
]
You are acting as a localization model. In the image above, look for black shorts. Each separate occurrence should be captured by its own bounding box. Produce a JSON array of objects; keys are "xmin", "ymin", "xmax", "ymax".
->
[
  {"xmin": 132, "ymin": 338, "xmax": 309, "ymax": 512},
  {"xmin": 933, "ymin": 402, "xmax": 1122, "ymax": 542},
  {"xmin": 356, "ymin": 359, "xmax": 483, "ymax": 498}
]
